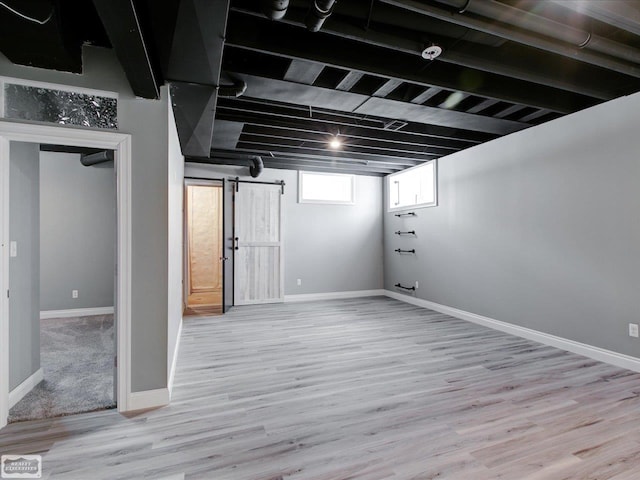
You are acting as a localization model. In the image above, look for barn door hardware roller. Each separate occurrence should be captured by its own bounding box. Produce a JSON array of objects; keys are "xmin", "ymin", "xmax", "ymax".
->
[{"xmin": 231, "ymin": 177, "xmax": 285, "ymax": 194}]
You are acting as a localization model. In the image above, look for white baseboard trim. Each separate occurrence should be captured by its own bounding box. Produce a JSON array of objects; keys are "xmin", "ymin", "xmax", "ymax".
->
[
  {"xmin": 168, "ymin": 318, "xmax": 183, "ymax": 397},
  {"xmin": 384, "ymin": 290, "xmax": 640, "ymax": 373},
  {"xmin": 40, "ymin": 306, "xmax": 115, "ymax": 319},
  {"xmin": 128, "ymin": 388, "xmax": 170, "ymax": 411},
  {"xmin": 285, "ymin": 289, "xmax": 386, "ymax": 303},
  {"xmin": 9, "ymin": 368, "xmax": 43, "ymax": 408}
]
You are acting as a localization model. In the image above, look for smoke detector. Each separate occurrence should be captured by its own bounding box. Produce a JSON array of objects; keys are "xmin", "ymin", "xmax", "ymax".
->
[{"xmin": 421, "ymin": 44, "xmax": 443, "ymax": 61}]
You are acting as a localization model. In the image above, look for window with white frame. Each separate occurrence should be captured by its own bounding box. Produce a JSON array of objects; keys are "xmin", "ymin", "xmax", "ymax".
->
[
  {"xmin": 388, "ymin": 160, "xmax": 437, "ymax": 211},
  {"xmin": 298, "ymin": 171, "xmax": 355, "ymax": 205}
]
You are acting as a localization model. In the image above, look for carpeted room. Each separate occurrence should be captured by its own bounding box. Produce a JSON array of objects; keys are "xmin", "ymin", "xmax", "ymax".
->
[{"xmin": 8, "ymin": 145, "xmax": 117, "ymax": 422}]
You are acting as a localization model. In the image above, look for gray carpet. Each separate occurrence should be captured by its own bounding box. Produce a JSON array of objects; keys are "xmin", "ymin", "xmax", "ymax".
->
[{"xmin": 9, "ymin": 314, "xmax": 116, "ymax": 422}]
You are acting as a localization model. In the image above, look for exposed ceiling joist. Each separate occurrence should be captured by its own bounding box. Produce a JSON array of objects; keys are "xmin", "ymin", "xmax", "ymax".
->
[
  {"xmin": 229, "ymin": 6, "xmax": 621, "ymax": 102},
  {"xmin": 380, "ymin": 0, "xmax": 640, "ymax": 79},
  {"xmin": 284, "ymin": 59, "xmax": 325, "ymax": 84},
  {"xmin": 216, "ymin": 97, "xmax": 495, "ymax": 144},
  {"xmin": 224, "ymin": 13, "xmax": 597, "ymax": 114}
]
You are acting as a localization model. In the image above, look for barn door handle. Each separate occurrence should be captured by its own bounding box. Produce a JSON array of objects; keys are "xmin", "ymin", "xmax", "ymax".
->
[{"xmin": 234, "ymin": 237, "xmax": 239, "ymax": 250}]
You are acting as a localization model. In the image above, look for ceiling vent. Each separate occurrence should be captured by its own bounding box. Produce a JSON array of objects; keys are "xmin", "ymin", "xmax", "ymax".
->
[{"xmin": 384, "ymin": 120, "xmax": 409, "ymax": 131}]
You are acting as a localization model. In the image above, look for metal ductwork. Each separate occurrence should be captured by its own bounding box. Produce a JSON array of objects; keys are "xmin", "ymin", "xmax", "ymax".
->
[
  {"xmin": 249, "ymin": 156, "xmax": 264, "ymax": 178},
  {"xmin": 218, "ymin": 78, "xmax": 247, "ymax": 97},
  {"xmin": 306, "ymin": 0, "xmax": 337, "ymax": 32},
  {"xmin": 262, "ymin": 0, "xmax": 289, "ymax": 20},
  {"xmin": 549, "ymin": 0, "xmax": 640, "ymax": 37},
  {"xmin": 80, "ymin": 150, "xmax": 114, "ymax": 166},
  {"xmin": 381, "ymin": 0, "xmax": 640, "ymax": 79}
]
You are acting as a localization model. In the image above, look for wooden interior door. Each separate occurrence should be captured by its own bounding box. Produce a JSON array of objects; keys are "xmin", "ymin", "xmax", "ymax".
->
[
  {"xmin": 234, "ymin": 183, "xmax": 283, "ymax": 305},
  {"xmin": 185, "ymin": 183, "xmax": 223, "ymax": 313}
]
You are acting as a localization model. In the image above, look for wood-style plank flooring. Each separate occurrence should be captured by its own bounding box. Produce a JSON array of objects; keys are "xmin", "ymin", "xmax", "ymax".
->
[{"xmin": 2, "ymin": 297, "xmax": 640, "ymax": 479}]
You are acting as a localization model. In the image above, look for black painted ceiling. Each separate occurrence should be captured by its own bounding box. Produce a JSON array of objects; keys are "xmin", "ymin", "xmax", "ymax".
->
[{"xmin": 2, "ymin": 0, "xmax": 640, "ymax": 176}]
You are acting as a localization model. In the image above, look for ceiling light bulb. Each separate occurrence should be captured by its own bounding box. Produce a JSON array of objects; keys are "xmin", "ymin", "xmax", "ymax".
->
[{"xmin": 329, "ymin": 137, "xmax": 342, "ymax": 149}]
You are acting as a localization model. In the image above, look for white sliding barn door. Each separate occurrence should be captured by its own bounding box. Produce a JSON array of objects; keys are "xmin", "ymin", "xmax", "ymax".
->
[{"xmin": 234, "ymin": 183, "xmax": 283, "ymax": 305}]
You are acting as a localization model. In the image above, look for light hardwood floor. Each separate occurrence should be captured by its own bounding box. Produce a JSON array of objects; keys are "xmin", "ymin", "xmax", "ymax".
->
[{"xmin": 2, "ymin": 297, "xmax": 640, "ymax": 479}]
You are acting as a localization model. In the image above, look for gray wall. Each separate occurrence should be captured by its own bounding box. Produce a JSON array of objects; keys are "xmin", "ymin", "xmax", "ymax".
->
[
  {"xmin": 167, "ymin": 97, "xmax": 184, "ymax": 383},
  {"xmin": 384, "ymin": 90, "xmax": 640, "ymax": 358},
  {"xmin": 40, "ymin": 152, "xmax": 115, "ymax": 311},
  {"xmin": 0, "ymin": 47, "xmax": 170, "ymax": 392},
  {"xmin": 9, "ymin": 142, "xmax": 40, "ymax": 390},
  {"xmin": 185, "ymin": 164, "xmax": 384, "ymax": 295}
]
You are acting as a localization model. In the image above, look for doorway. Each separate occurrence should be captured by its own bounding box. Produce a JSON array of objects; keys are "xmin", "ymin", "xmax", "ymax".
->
[
  {"xmin": 183, "ymin": 180, "xmax": 224, "ymax": 316},
  {"xmin": 6, "ymin": 144, "xmax": 117, "ymax": 422},
  {"xmin": 0, "ymin": 122, "xmax": 132, "ymax": 430}
]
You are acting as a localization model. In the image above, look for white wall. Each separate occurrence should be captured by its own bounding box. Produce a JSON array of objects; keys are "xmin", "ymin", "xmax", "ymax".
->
[
  {"xmin": 185, "ymin": 163, "xmax": 384, "ymax": 296},
  {"xmin": 40, "ymin": 152, "xmax": 115, "ymax": 311},
  {"xmin": 8, "ymin": 142, "xmax": 40, "ymax": 390},
  {"xmin": 384, "ymin": 90, "xmax": 640, "ymax": 358}
]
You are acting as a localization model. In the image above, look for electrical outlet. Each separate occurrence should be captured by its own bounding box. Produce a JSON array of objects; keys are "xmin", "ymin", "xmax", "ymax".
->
[
  {"xmin": 72, "ymin": 290, "xmax": 79, "ymax": 299},
  {"xmin": 297, "ymin": 279, "xmax": 302, "ymax": 286},
  {"xmin": 415, "ymin": 281, "xmax": 419, "ymax": 289},
  {"xmin": 630, "ymin": 323, "xmax": 639, "ymax": 338}
]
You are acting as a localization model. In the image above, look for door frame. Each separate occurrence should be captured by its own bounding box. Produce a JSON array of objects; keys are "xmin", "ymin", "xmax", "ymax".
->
[
  {"xmin": 0, "ymin": 120, "xmax": 132, "ymax": 429},
  {"xmin": 182, "ymin": 178, "xmax": 224, "ymax": 312}
]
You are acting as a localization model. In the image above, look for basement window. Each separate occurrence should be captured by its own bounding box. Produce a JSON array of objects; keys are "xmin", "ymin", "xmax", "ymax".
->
[
  {"xmin": 388, "ymin": 160, "xmax": 437, "ymax": 211},
  {"xmin": 298, "ymin": 171, "xmax": 355, "ymax": 205}
]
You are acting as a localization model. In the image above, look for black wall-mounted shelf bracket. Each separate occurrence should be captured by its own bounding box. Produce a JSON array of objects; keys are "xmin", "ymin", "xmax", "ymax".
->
[
  {"xmin": 395, "ymin": 212, "xmax": 417, "ymax": 217},
  {"xmin": 394, "ymin": 248, "xmax": 416, "ymax": 254},
  {"xmin": 395, "ymin": 283, "xmax": 416, "ymax": 291}
]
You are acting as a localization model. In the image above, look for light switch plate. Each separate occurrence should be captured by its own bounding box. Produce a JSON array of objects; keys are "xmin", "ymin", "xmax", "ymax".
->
[{"xmin": 9, "ymin": 241, "xmax": 17, "ymax": 257}]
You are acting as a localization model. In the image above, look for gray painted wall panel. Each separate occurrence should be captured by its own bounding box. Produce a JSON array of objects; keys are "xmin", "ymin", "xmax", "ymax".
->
[
  {"xmin": 0, "ymin": 47, "xmax": 170, "ymax": 392},
  {"xmin": 167, "ymin": 98, "xmax": 184, "ymax": 381},
  {"xmin": 384, "ymin": 90, "xmax": 640, "ymax": 358},
  {"xmin": 185, "ymin": 164, "xmax": 384, "ymax": 295},
  {"xmin": 9, "ymin": 142, "xmax": 40, "ymax": 390},
  {"xmin": 39, "ymin": 152, "xmax": 115, "ymax": 311}
]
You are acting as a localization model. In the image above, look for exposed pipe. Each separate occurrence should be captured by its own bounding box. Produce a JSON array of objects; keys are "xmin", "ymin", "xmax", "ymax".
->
[
  {"xmin": 431, "ymin": 0, "xmax": 640, "ymax": 65},
  {"xmin": 306, "ymin": 0, "xmax": 337, "ymax": 32},
  {"xmin": 549, "ymin": 0, "xmax": 640, "ymax": 37},
  {"xmin": 80, "ymin": 150, "xmax": 114, "ymax": 166},
  {"xmin": 249, "ymin": 156, "xmax": 264, "ymax": 178},
  {"xmin": 380, "ymin": 0, "xmax": 640, "ymax": 79},
  {"xmin": 262, "ymin": 0, "xmax": 289, "ymax": 20},
  {"xmin": 218, "ymin": 78, "xmax": 247, "ymax": 97}
]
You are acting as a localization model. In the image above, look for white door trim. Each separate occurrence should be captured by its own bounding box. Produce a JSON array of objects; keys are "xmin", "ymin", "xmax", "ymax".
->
[{"xmin": 0, "ymin": 120, "xmax": 132, "ymax": 429}]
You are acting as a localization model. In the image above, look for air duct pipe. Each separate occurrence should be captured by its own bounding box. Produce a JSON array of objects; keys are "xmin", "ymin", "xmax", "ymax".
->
[
  {"xmin": 381, "ymin": 0, "xmax": 640, "ymax": 79},
  {"xmin": 549, "ymin": 0, "xmax": 640, "ymax": 37},
  {"xmin": 262, "ymin": 0, "xmax": 289, "ymax": 20},
  {"xmin": 249, "ymin": 156, "xmax": 264, "ymax": 178},
  {"xmin": 433, "ymin": 0, "xmax": 640, "ymax": 65},
  {"xmin": 306, "ymin": 0, "xmax": 337, "ymax": 32},
  {"xmin": 218, "ymin": 78, "xmax": 247, "ymax": 98},
  {"xmin": 80, "ymin": 150, "xmax": 114, "ymax": 166}
]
